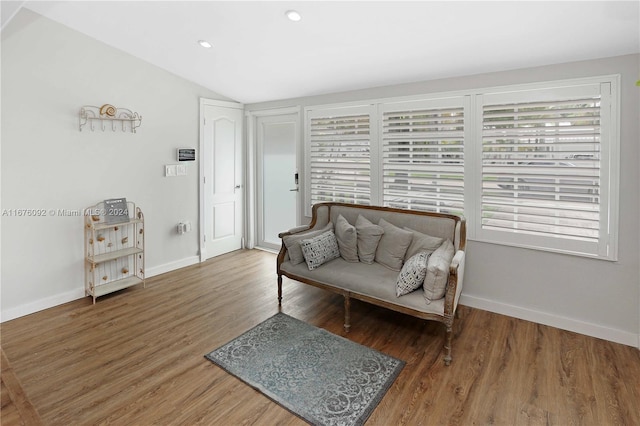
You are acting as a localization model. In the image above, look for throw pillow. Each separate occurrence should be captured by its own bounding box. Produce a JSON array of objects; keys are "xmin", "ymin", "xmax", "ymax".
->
[
  {"xmin": 355, "ymin": 215, "xmax": 384, "ymax": 264},
  {"xmin": 334, "ymin": 214, "xmax": 358, "ymax": 262},
  {"xmin": 423, "ymin": 239, "xmax": 455, "ymax": 303},
  {"xmin": 300, "ymin": 230, "xmax": 340, "ymax": 270},
  {"xmin": 375, "ymin": 218, "xmax": 414, "ymax": 271},
  {"xmin": 403, "ymin": 227, "xmax": 444, "ymax": 260},
  {"xmin": 396, "ymin": 251, "xmax": 430, "ymax": 297},
  {"xmin": 282, "ymin": 222, "xmax": 333, "ymax": 265}
]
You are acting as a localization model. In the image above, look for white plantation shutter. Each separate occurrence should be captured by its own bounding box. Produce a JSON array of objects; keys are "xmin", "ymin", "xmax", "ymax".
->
[
  {"xmin": 477, "ymin": 83, "xmax": 614, "ymax": 258},
  {"xmin": 307, "ymin": 106, "xmax": 373, "ymax": 211},
  {"xmin": 381, "ymin": 98, "xmax": 466, "ymax": 215},
  {"xmin": 303, "ymin": 77, "xmax": 618, "ymax": 259}
]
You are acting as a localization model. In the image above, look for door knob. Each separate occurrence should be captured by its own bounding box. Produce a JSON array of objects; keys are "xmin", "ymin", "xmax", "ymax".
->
[
  {"xmin": 235, "ymin": 185, "xmax": 241, "ymax": 189},
  {"xmin": 289, "ymin": 188, "xmax": 299, "ymax": 192}
]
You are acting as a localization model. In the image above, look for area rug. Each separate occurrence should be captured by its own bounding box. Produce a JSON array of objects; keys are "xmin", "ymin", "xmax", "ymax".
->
[{"xmin": 204, "ymin": 312, "xmax": 405, "ymax": 426}]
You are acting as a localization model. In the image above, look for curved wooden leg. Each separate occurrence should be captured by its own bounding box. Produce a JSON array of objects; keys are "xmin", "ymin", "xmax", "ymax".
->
[
  {"xmin": 343, "ymin": 294, "xmax": 351, "ymax": 333},
  {"xmin": 444, "ymin": 325, "xmax": 453, "ymax": 366},
  {"xmin": 277, "ymin": 275, "xmax": 283, "ymax": 306}
]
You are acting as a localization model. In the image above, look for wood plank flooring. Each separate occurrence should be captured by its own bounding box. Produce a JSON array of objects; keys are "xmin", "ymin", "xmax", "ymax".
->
[
  {"xmin": 1, "ymin": 348, "xmax": 43, "ymax": 425},
  {"xmin": 1, "ymin": 249, "xmax": 639, "ymax": 425}
]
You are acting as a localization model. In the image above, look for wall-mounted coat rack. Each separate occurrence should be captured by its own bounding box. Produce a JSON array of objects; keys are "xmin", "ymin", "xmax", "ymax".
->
[{"xmin": 79, "ymin": 104, "xmax": 142, "ymax": 133}]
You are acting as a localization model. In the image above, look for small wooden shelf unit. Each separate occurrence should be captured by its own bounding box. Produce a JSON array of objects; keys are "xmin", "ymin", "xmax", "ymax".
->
[{"xmin": 84, "ymin": 202, "xmax": 145, "ymax": 303}]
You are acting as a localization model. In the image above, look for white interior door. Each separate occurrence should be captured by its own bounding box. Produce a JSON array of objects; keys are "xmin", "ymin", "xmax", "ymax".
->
[
  {"xmin": 256, "ymin": 113, "xmax": 298, "ymax": 250},
  {"xmin": 202, "ymin": 100, "xmax": 243, "ymax": 260}
]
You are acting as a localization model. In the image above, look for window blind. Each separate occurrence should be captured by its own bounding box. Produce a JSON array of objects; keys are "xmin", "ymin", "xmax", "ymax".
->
[
  {"xmin": 308, "ymin": 111, "xmax": 371, "ymax": 207},
  {"xmin": 480, "ymin": 88, "xmax": 603, "ymax": 244},
  {"xmin": 382, "ymin": 103, "xmax": 464, "ymax": 215},
  {"xmin": 304, "ymin": 77, "xmax": 617, "ymax": 259}
]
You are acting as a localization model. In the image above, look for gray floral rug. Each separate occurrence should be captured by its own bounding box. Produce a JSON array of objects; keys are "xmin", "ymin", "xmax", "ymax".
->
[{"xmin": 204, "ymin": 313, "xmax": 405, "ymax": 426}]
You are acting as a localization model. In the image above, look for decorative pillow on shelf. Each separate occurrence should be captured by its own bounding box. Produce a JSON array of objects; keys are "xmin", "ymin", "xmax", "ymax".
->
[
  {"xmin": 334, "ymin": 214, "xmax": 358, "ymax": 262},
  {"xmin": 396, "ymin": 251, "xmax": 430, "ymax": 297},
  {"xmin": 423, "ymin": 239, "xmax": 455, "ymax": 304},
  {"xmin": 355, "ymin": 215, "xmax": 384, "ymax": 264},
  {"xmin": 403, "ymin": 227, "xmax": 444, "ymax": 260},
  {"xmin": 375, "ymin": 218, "xmax": 414, "ymax": 271},
  {"xmin": 282, "ymin": 222, "xmax": 333, "ymax": 265},
  {"xmin": 300, "ymin": 230, "xmax": 341, "ymax": 270}
]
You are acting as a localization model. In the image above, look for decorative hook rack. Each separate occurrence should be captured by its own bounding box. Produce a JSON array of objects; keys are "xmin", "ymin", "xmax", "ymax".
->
[{"xmin": 79, "ymin": 104, "xmax": 142, "ymax": 133}]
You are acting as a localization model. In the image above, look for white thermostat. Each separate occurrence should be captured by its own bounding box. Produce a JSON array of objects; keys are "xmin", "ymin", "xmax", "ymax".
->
[{"xmin": 177, "ymin": 148, "xmax": 196, "ymax": 161}]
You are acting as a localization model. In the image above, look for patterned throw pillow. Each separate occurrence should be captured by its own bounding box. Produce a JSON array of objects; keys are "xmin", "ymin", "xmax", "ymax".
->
[
  {"xmin": 300, "ymin": 230, "xmax": 341, "ymax": 270},
  {"xmin": 396, "ymin": 251, "xmax": 430, "ymax": 297},
  {"xmin": 282, "ymin": 222, "xmax": 333, "ymax": 265}
]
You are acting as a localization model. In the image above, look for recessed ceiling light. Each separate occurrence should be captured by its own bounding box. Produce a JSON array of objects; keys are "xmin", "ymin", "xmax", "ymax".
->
[
  {"xmin": 198, "ymin": 40, "xmax": 212, "ymax": 49},
  {"xmin": 285, "ymin": 10, "xmax": 302, "ymax": 22}
]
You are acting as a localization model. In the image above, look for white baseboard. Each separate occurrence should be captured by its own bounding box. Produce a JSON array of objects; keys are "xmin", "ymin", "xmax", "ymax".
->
[
  {"xmin": 253, "ymin": 246, "xmax": 278, "ymax": 254},
  {"xmin": 460, "ymin": 293, "xmax": 640, "ymax": 348},
  {"xmin": 1, "ymin": 288, "xmax": 85, "ymax": 322},
  {"xmin": 145, "ymin": 256, "xmax": 200, "ymax": 278},
  {"xmin": 1, "ymin": 256, "xmax": 202, "ymax": 323}
]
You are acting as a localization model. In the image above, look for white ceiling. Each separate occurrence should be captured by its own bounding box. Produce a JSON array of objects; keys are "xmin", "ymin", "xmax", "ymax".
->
[{"xmin": 16, "ymin": 1, "xmax": 640, "ymax": 104}]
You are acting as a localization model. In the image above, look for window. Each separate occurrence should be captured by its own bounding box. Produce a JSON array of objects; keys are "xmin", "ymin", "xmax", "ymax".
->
[
  {"xmin": 475, "ymin": 82, "xmax": 617, "ymax": 259},
  {"xmin": 381, "ymin": 98, "xmax": 467, "ymax": 215},
  {"xmin": 304, "ymin": 77, "xmax": 619, "ymax": 259},
  {"xmin": 306, "ymin": 106, "xmax": 374, "ymax": 211}
]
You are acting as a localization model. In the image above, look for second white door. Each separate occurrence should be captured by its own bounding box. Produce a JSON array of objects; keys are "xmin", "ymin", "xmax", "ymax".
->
[{"xmin": 256, "ymin": 113, "xmax": 298, "ymax": 250}]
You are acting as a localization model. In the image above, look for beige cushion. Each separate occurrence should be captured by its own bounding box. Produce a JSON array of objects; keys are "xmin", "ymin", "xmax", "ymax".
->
[
  {"xmin": 334, "ymin": 214, "xmax": 358, "ymax": 262},
  {"xmin": 355, "ymin": 215, "xmax": 384, "ymax": 264},
  {"xmin": 375, "ymin": 219, "xmax": 413, "ymax": 271},
  {"xmin": 279, "ymin": 257, "xmax": 446, "ymax": 316},
  {"xmin": 404, "ymin": 227, "xmax": 444, "ymax": 260},
  {"xmin": 396, "ymin": 251, "xmax": 430, "ymax": 296},
  {"xmin": 282, "ymin": 222, "xmax": 333, "ymax": 265},
  {"xmin": 424, "ymin": 239, "xmax": 455, "ymax": 303}
]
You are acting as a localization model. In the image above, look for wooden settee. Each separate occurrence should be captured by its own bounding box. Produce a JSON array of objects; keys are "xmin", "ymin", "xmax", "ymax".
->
[{"xmin": 277, "ymin": 203, "xmax": 466, "ymax": 365}]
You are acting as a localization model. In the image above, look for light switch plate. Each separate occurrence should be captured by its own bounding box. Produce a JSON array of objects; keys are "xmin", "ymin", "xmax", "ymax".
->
[
  {"xmin": 165, "ymin": 165, "xmax": 177, "ymax": 177},
  {"xmin": 176, "ymin": 164, "xmax": 187, "ymax": 176}
]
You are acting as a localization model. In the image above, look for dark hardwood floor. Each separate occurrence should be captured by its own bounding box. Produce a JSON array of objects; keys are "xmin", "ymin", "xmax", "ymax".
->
[{"xmin": 1, "ymin": 249, "xmax": 639, "ymax": 425}]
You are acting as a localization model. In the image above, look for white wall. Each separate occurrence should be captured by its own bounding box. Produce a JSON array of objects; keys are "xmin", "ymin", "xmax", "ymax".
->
[
  {"xmin": 247, "ymin": 54, "xmax": 640, "ymax": 347},
  {"xmin": 1, "ymin": 9, "xmax": 234, "ymax": 320}
]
